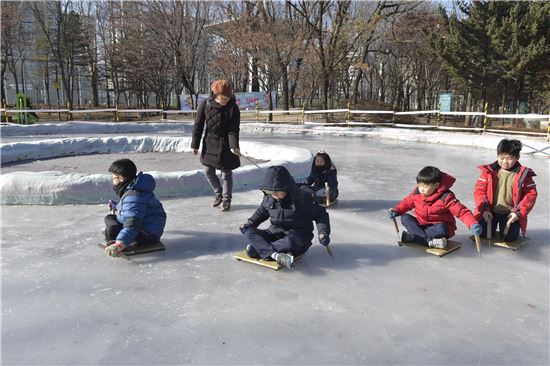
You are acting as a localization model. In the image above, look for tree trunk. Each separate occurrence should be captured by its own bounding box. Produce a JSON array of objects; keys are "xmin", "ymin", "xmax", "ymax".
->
[
  {"xmin": 251, "ymin": 57, "xmax": 260, "ymax": 92},
  {"xmin": 280, "ymin": 63, "xmax": 289, "ymax": 111},
  {"xmin": 321, "ymin": 72, "xmax": 329, "ymax": 110},
  {"xmin": 288, "ymin": 58, "xmax": 303, "ymax": 108},
  {"xmin": 20, "ymin": 60, "xmax": 26, "ymax": 94},
  {"xmin": 1, "ymin": 60, "xmax": 7, "ymax": 105},
  {"xmin": 464, "ymin": 89, "xmax": 472, "ymax": 126}
]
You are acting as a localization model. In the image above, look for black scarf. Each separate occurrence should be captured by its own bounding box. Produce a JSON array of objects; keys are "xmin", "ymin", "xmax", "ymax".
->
[{"xmin": 113, "ymin": 179, "xmax": 133, "ymax": 198}]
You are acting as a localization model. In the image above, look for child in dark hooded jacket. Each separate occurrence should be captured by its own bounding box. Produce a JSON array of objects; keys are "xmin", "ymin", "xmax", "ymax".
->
[
  {"xmin": 239, "ymin": 166, "xmax": 331, "ymax": 269},
  {"xmin": 389, "ymin": 166, "xmax": 481, "ymax": 249},
  {"xmin": 104, "ymin": 159, "xmax": 167, "ymax": 257},
  {"xmin": 299, "ymin": 151, "xmax": 339, "ymax": 203}
]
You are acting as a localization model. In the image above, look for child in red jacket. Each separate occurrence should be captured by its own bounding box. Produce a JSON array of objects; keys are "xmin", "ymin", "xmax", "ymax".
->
[
  {"xmin": 389, "ymin": 166, "xmax": 482, "ymax": 249},
  {"xmin": 473, "ymin": 139, "xmax": 537, "ymax": 242}
]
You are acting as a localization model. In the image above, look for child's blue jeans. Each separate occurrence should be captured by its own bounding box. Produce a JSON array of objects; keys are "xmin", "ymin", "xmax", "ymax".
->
[{"xmin": 401, "ymin": 214, "xmax": 449, "ymax": 246}]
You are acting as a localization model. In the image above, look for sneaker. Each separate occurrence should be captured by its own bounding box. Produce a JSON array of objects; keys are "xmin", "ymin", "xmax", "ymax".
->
[
  {"xmin": 428, "ymin": 237, "xmax": 447, "ymax": 249},
  {"xmin": 220, "ymin": 201, "xmax": 231, "ymax": 211},
  {"xmin": 246, "ymin": 244, "xmax": 260, "ymax": 259},
  {"xmin": 275, "ymin": 252, "xmax": 294, "ymax": 269},
  {"xmin": 212, "ymin": 196, "xmax": 223, "ymax": 207},
  {"xmin": 400, "ymin": 231, "xmax": 415, "ymax": 243}
]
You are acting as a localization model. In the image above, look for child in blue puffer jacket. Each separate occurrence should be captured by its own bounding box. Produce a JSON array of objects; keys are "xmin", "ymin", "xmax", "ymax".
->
[
  {"xmin": 299, "ymin": 150, "xmax": 339, "ymax": 203},
  {"xmin": 103, "ymin": 159, "xmax": 167, "ymax": 257}
]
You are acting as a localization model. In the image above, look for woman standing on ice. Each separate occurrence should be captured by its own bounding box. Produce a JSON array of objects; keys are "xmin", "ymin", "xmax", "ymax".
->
[{"xmin": 191, "ymin": 79, "xmax": 241, "ymax": 212}]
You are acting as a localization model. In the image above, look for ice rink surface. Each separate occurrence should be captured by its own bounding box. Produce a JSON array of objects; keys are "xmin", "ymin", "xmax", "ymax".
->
[{"xmin": 2, "ymin": 132, "xmax": 549, "ymax": 365}]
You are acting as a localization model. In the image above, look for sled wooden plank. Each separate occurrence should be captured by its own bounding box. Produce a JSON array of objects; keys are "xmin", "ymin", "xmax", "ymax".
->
[
  {"xmin": 492, "ymin": 237, "xmax": 528, "ymax": 251},
  {"xmin": 319, "ymin": 198, "xmax": 338, "ymax": 208},
  {"xmin": 98, "ymin": 242, "xmax": 165, "ymax": 256},
  {"xmin": 234, "ymin": 250, "xmax": 305, "ymax": 270},
  {"xmin": 469, "ymin": 236, "xmax": 528, "ymax": 251},
  {"xmin": 122, "ymin": 242, "xmax": 166, "ymax": 256},
  {"xmin": 399, "ymin": 240, "xmax": 461, "ymax": 257}
]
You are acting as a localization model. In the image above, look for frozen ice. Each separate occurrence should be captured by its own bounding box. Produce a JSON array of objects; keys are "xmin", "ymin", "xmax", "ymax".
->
[{"xmin": 1, "ymin": 123, "xmax": 548, "ymax": 365}]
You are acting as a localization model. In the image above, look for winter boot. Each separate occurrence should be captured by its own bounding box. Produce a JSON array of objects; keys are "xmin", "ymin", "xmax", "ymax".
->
[
  {"xmin": 428, "ymin": 237, "xmax": 447, "ymax": 249},
  {"xmin": 246, "ymin": 244, "xmax": 260, "ymax": 259},
  {"xmin": 212, "ymin": 196, "xmax": 223, "ymax": 207},
  {"xmin": 275, "ymin": 252, "xmax": 294, "ymax": 269},
  {"xmin": 400, "ymin": 231, "xmax": 415, "ymax": 243},
  {"xmin": 220, "ymin": 201, "xmax": 231, "ymax": 212}
]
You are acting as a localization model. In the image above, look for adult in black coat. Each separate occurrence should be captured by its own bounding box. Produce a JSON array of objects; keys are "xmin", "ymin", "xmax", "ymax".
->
[
  {"xmin": 191, "ymin": 80, "xmax": 241, "ymax": 211},
  {"xmin": 239, "ymin": 166, "xmax": 331, "ymax": 269}
]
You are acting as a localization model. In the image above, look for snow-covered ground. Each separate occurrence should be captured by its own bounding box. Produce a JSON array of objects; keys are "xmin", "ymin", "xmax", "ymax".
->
[{"xmin": 1, "ymin": 123, "xmax": 548, "ymax": 365}]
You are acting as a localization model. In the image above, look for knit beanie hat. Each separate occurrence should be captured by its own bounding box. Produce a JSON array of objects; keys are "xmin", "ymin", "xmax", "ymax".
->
[{"xmin": 211, "ymin": 80, "xmax": 233, "ymax": 97}]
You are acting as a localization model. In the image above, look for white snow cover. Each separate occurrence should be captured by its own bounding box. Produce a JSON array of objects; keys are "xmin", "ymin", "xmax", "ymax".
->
[
  {"xmin": 0, "ymin": 136, "xmax": 312, "ymax": 205},
  {"xmin": 241, "ymin": 123, "xmax": 550, "ymax": 157},
  {"xmin": 1, "ymin": 121, "xmax": 548, "ymax": 205},
  {"xmin": 0, "ymin": 120, "xmax": 189, "ymax": 136},
  {"xmin": 3, "ymin": 120, "xmax": 548, "ymax": 157}
]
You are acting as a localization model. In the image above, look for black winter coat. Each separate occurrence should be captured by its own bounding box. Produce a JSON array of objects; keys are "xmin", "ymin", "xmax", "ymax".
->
[
  {"xmin": 303, "ymin": 164, "xmax": 339, "ymax": 198},
  {"xmin": 191, "ymin": 96, "xmax": 241, "ymax": 170},
  {"xmin": 248, "ymin": 166, "xmax": 331, "ymax": 243}
]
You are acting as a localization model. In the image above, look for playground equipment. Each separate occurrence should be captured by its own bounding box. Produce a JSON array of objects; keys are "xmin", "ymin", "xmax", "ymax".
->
[{"xmin": 12, "ymin": 93, "xmax": 39, "ymax": 124}]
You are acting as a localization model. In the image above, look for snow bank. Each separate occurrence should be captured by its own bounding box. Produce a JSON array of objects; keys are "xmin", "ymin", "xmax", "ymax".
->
[
  {"xmin": 2, "ymin": 120, "xmax": 547, "ymax": 157},
  {"xmin": 0, "ymin": 121, "xmax": 189, "ymax": 136},
  {"xmin": 0, "ymin": 136, "xmax": 312, "ymax": 205},
  {"xmin": 241, "ymin": 123, "xmax": 550, "ymax": 157}
]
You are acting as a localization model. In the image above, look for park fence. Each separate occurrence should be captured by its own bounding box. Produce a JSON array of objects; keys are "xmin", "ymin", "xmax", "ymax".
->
[{"xmin": 1, "ymin": 105, "xmax": 548, "ymax": 141}]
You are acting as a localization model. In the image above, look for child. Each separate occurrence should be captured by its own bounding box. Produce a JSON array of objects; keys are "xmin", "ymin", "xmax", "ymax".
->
[
  {"xmin": 389, "ymin": 166, "xmax": 482, "ymax": 249},
  {"xmin": 299, "ymin": 150, "xmax": 339, "ymax": 203},
  {"xmin": 473, "ymin": 139, "xmax": 537, "ymax": 242},
  {"xmin": 239, "ymin": 166, "xmax": 331, "ymax": 269},
  {"xmin": 103, "ymin": 159, "xmax": 167, "ymax": 257}
]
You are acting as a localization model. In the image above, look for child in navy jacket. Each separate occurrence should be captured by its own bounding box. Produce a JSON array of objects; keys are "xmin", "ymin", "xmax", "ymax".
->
[
  {"xmin": 239, "ymin": 166, "xmax": 331, "ymax": 269},
  {"xmin": 299, "ymin": 151, "xmax": 339, "ymax": 203}
]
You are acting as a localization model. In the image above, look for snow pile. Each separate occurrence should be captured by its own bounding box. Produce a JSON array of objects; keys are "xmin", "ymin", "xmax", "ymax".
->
[
  {"xmin": 0, "ymin": 137, "xmax": 312, "ymax": 205},
  {"xmin": 0, "ymin": 121, "xmax": 190, "ymax": 136},
  {"xmin": 2, "ymin": 120, "xmax": 547, "ymax": 157},
  {"xmin": 241, "ymin": 123, "xmax": 550, "ymax": 157}
]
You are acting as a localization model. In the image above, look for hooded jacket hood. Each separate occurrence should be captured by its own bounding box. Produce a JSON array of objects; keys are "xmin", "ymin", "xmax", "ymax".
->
[
  {"xmin": 260, "ymin": 166, "xmax": 295, "ymax": 192},
  {"xmin": 415, "ymin": 171, "xmax": 455, "ymax": 202},
  {"xmin": 130, "ymin": 172, "xmax": 156, "ymax": 193}
]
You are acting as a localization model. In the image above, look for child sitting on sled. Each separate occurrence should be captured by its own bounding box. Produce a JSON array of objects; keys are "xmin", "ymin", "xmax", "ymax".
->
[
  {"xmin": 473, "ymin": 139, "xmax": 537, "ymax": 242},
  {"xmin": 103, "ymin": 158, "xmax": 167, "ymax": 257},
  {"xmin": 239, "ymin": 165, "xmax": 331, "ymax": 269},
  {"xmin": 298, "ymin": 150, "xmax": 339, "ymax": 204},
  {"xmin": 389, "ymin": 166, "xmax": 482, "ymax": 249}
]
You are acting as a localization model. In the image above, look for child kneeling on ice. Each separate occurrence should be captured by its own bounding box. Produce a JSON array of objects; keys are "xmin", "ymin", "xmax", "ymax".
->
[
  {"xmin": 389, "ymin": 166, "xmax": 482, "ymax": 249},
  {"xmin": 239, "ymin": 166, "xmax": 331, "ymax": 269},
  {"xmin": 299, "ymin": 150, "xmax": 339, "ymax": 203},
  {"xmin": 103, "ymin": 158, "xmax": 167, "ymax": 257}
]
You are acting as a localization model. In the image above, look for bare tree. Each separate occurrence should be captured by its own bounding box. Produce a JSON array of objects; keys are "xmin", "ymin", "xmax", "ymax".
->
[
  {"xmin": 1, "ymin": 1, "xmax": 27, "ymax": 103},
  {"xmin": 31, "ymin": 1, "xmax": 87, "ymax": 109}
]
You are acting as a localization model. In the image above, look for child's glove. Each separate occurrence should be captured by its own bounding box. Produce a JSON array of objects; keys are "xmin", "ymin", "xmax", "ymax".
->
[
  {"xmin": 319, "ymin": 233, "xmax": 330, "ymax": 246},
  {"xmin": 388, "ymin": 209, "xmax": 399, "ymax": 219},
  {"xmin": 105, "ymin": 241, "xmax": 126, "ymax": 257},
  {"xmin": 239, "ymin": 221, "xmax": 254, "ymax": 234},
  {"xmin": 471, "ymin": 223, "xmax": 483, "ymax": 236},
  {"xmin": 107, "ymin": 200, "xmax": 117, "ymax": 211}
]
